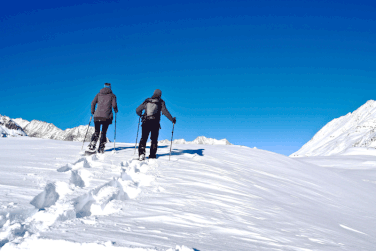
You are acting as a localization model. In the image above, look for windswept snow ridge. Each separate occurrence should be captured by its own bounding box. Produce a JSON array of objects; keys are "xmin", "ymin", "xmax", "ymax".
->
[
  {"xmin": 159, "ymin": 136, "xmax": 232, "ymax": 145},
  {"xmin": 292, "ymin": 100, "xmax": 376, "ymax": 156}
]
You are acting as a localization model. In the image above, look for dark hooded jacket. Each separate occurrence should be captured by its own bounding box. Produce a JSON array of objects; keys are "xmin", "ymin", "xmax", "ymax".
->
[
  {"xmin": 136, "ymin": 90, "xmax": 174, "ymax": 123},
  {"xmin": 91, "ymin": 88, "xmax": 118, "ymax": 124}
]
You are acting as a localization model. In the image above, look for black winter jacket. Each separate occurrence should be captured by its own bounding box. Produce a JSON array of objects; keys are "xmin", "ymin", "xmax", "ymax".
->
[{"xmin": 136, "ymin": 98, "xmax": 173, "ymax": 123}]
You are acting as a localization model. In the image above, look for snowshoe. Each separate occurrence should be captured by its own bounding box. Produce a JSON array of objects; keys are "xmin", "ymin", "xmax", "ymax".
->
[
  {"xmin": 139, "ymin": 154, "xmax": 145, "ymax": 161},
  {"xmin": 85, "ymin": 149, "xmax": 97, "ymax": 156},
  {"xmin": 88, "ymin": 143, "xmax": 96, "ymax": 151}
]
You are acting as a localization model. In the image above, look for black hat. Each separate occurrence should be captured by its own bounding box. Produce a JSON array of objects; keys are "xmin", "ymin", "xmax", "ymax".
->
[{"xmin": 151, "ymin": 89, "xmax": 162, "ymax": 98}]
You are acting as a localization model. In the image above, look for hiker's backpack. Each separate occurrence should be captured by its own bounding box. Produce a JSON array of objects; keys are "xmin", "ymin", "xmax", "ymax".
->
[{"xmin": 145, "ymin": 98, "xmax": 161, "ymax": 119}]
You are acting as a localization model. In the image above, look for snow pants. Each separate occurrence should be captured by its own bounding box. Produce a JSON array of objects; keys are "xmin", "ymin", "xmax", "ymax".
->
[
  {"xmin": 92, "ymin": 121, "xmax": 110, "ymax": 145},
  {"xmin": 139, "ymin": 119, "xmax": 160, "ymax": 158}
]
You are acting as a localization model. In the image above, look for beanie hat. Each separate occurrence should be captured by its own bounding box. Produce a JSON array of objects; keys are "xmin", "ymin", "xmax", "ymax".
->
[
  {"xmin": 104, "ymin": 83, "xmax": 111, "ymax": 89},
  {"xmin": 151, "ymin": 89, "xmax": 162, "ymax": 99}
]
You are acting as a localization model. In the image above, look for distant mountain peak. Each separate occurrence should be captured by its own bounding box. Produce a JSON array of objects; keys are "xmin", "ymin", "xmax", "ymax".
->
[
  {"xmin": 159, "ymin": 136, "xmax": 232, "ymax": 145},
  {"xmin": 291, "ymin": 100, "xmax": 376, "ymax": 157},
  {"xmin": 0, "ymin": 115, "xmax": 27, "ymax": 137}
]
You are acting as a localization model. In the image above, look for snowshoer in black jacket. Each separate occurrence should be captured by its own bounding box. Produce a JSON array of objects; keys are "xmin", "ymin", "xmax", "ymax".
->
[
  {"xmin": 89, "ymin": 83, "xmax": 118, "ymax": 153},
  {"xmin": 136, "ymin": 89, "xmax": 176, "ymax": 160}
]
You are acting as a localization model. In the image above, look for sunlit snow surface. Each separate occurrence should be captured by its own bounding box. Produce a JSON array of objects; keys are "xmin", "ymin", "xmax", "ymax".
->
[{"xmin": 0, "ymin": 137, "xmax": 375, "ymax": 250}]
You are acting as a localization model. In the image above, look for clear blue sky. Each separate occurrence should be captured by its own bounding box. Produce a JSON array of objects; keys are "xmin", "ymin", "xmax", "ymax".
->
[{"xmin": 1, "ymin": 0, "xmax": 375, "ymax": 155}]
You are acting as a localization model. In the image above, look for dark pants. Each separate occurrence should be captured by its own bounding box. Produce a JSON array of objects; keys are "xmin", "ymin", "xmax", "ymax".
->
[
  {"xmin": 139, "ymin": 119, "xmax": 160, "ymax": 158},
  {"xmin": 92, "ymin": 121, "xmax": 110, "ymax": 145}
]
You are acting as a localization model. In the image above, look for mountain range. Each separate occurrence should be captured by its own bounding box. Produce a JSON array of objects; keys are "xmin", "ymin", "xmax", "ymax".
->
[
  {"xmin": 6, "ymin": 99, "xmax": 376, "ymax": 154},
  {"xmin": 2, "ymin": 115, "xmax": 228, "ymax": 145},
  {"xmin": 159, "ymin": 136, "xmax": 232, "ymax": 145},
  {"xmin": 1, "ymin": 115, "xmax": 102, "ymax": 142}
]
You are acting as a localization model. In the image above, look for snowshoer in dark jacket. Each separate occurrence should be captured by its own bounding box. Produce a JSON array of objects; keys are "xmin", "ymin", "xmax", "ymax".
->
[
  {"xmin": 89, "ymin": 83, "xmax": 118, "ymax": 153},
  {"xmin": 136, "ymin": 89, "xmax": 176, "ymax": 160}
]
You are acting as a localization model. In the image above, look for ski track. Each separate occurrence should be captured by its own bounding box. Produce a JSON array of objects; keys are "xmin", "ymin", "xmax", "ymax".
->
[{"xmin": 0, "ymin": 149, "xmax": 169, "ymax": 249}]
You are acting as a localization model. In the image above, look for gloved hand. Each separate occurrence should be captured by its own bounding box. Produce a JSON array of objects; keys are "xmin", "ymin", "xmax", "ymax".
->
[{"xmin": 172, "ymin": 117, "xmax": 176, "ymax": 124}]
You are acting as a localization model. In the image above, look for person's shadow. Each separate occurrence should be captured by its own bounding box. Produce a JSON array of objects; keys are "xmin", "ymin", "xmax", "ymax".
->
[
  {"xmin": 157, "ymin": 149, "xmax": 204, "ymax": 157},
  {"xmin": 104, "ymin": 146, "xmax": 134, "ymax": 152},
  {"xmin": 105, "ymin": 145, "xmax": 169, "ymax": 152}
]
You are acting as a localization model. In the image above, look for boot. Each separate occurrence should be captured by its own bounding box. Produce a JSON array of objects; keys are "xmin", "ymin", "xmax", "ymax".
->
[
  {"xmin": 98, "ymin": 134, "xmax": 106, "ymax": 154},
  {"xmin": 98, "ymin": 142, "xmax": 105, "ymax": 154},
  {"xmin": 149, "ymin": 141, "xmax": 158, "ymax": 159},
  {"xmin": 88, "ymin": 132, "xmax": 99, "ymax": 151},
  {"xmin": 138, "ymin": 140, "xmax": 146, "ymax": 159}
]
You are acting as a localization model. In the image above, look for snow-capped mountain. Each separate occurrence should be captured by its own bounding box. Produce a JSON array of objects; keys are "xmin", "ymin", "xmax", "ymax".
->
[
  {"xmin": 291, "ymin": 100, "xmax": 376, "ymax": 157},
  {"xmin": 23, "ymin": 120, "xmax": 63, "ymax": 139},
  {"xmin": 0, "ymin": 115, "xmax": 27, "ymax": 137},
  {"xmin": 6, "ymin": 116, "xmax": 108, "ymax": 142},
  {"xmin": 159, "ymin": 136, "xmax": 232, "ymax": 145}
]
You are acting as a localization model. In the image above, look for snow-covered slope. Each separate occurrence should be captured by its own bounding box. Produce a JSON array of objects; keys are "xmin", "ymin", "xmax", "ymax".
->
[
  {"xmin": 23, "ymin": 120, "xmax": 63, "ymax": 139},
  {"xmin": 159, "ymin": 136, "xmax": 232, "ymax": 145},
  {"xmin": 12, "ymin": 118, "xmax": 30, "ymax": 129},
  {"xmin": 292, "ymin": 100, "xmax": 376, "ymax": 157},
  {"xmin": 0, "ymin": 137, "xmax": 375, "ymax": 250},
  {"xmin": 0, "ymin": 115, "xmax": 27, "ymax": 137}
]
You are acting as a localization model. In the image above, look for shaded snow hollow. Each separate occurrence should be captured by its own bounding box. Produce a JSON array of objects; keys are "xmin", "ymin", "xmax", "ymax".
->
[{"xmin": 0, "ymin": 137, "xmax": 375, "ymax": 250}]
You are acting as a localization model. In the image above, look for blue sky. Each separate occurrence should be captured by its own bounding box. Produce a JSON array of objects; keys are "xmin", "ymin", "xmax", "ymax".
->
[{"xmin": 1, "ymin": 0, "xmax": 376, "ymax": 155}]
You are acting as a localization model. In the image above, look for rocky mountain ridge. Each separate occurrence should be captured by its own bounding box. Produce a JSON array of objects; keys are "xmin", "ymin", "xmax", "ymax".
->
[
  {"xmin": 3, "ymin": 115, "xmax": 107, "ymax": 142},
  {"xmin": 0, "ymin": 115, "xmax": 27, "ymax": 137}
]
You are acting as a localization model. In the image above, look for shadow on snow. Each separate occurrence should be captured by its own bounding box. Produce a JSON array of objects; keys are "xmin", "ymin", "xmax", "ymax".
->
[
  {"xmin": 105, "ymin": 145, "xmax": 169, "ymax": 152},
  {"xmin": 157, "ymin": 149, "xmax": 204, "ymax": 157}
]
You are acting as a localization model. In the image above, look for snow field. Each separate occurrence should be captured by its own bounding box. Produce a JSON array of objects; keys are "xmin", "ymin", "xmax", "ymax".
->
[
  {"xmin": 0, "ymin": 137, "xmax": 375, "ymax": 250},
  {"xmin": 0, "ymin": 137, "xmax": 194, "ymax": 250}
]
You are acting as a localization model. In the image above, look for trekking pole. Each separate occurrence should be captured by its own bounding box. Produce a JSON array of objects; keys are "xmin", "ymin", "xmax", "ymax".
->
[
  {"xmin": 81, "ymin": 115, "xmax": 93, "ymax": 151},
  {"xmin": 114, "ymin": 113, "xmax": 117, "ymax": 152},
  {"xmin": 134, "ymin": 116, "xmax": 141, "ymax": 155},
  {"xmin": 169, "ymin": 123, "xmax": 175, "ymax": 161}
]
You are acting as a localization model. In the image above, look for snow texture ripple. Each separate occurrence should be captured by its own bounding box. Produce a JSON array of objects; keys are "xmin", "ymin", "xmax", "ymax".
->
[{"xmin": 0, "ymin": 137, "xmax": 375, "ymax": 250}]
